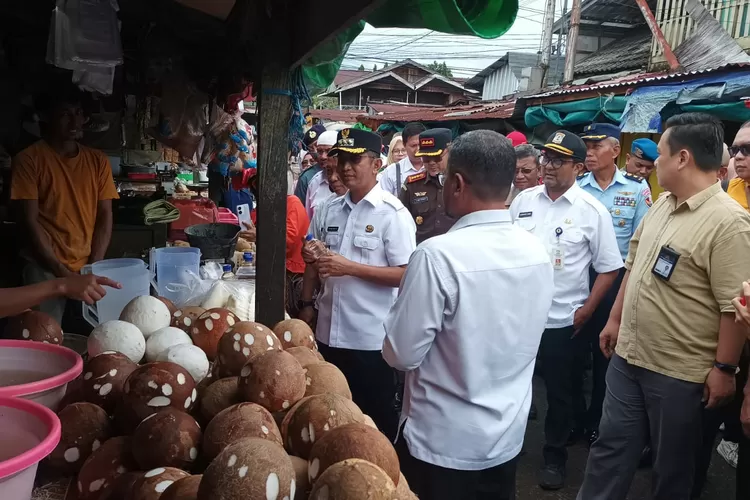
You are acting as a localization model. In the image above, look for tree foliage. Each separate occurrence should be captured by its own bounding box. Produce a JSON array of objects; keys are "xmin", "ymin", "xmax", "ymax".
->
[
  {"xmin": 358, "ymin": 64, "xmax": 365, "ymax": 71},
  {"xmin": 427, "ymin": 61, "xmax": 454, "ymax": 78}
]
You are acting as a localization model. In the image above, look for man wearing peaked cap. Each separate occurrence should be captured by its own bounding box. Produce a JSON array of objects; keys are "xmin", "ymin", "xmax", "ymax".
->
[
  {"xmin": 573, "ymin": 124, "xmax": 652, "ymax": 453},
  {"xmin": 399, "ymin": 128, "xmax": 454, "ymax": 244},
  {"xmin": 300, "ymin": 127, "xmax": 416, "ymax": 441},
  {"xmin": 624, "ymin": 138, "xmax": 664, "ymax": 200},
  {"xmin": 295, "ymin": 128, "xmax": 336, "ymax": 207},
  {"xmin": 510, "ymin": 129, "xmax": 623, "ymax": 491}
]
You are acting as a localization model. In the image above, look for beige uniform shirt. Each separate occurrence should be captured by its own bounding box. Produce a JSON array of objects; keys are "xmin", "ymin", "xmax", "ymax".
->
[{"xmin": 616, "ymin": 182, "xmax": 750, "ymax": 383}]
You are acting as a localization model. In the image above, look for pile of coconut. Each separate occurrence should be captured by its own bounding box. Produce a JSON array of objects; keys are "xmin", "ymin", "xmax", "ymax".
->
[{"xmin": 8, "ymin": 296, "xmax": 418, "ymax": 499}]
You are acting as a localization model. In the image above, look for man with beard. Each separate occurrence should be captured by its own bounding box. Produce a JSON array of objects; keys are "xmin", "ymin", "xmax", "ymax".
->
[
  {"xmin": 510, "ymin": 130, "xmax": 622, "ymax": 490},
  {"xmin": 400, "ymin": 128, "xmax": 454, "ymax": 244}
]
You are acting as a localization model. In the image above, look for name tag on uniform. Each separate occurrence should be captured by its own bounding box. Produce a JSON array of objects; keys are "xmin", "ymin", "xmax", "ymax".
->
[
  {"xmin": 327, "ymin": 226, "xmax": 339, "ymax": 232},
  {"xmin": 518, "ymin": 211, "xmax": 533, "ymax": 218},
  {"xmin": 413, "ymin": 196, "xmax": 429, "ymax": 204},
  {"xmin": 652, "ymin": 245, "xmax": 680, "ymax": 281}
]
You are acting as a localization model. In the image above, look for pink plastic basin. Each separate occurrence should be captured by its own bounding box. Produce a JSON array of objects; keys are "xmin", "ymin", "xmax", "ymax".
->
[
  {"xmin": 0, "ymin": 340, "xmax": 83, "ymax": 410},
  {"xmin": 0, "ymin": 396, "xmax": 61, "ymax": 500}
]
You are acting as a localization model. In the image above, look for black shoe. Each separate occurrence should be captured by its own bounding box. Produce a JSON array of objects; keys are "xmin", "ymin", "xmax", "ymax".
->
[
  {"xmin": 528, "ymin": 403, "xmax": 538, "ymax": 421},
  {"xmin": 587, "ymin": 429, "xmax": 599, "ymax": 447},
  {"xmin": 566, "ymin": 428, "xmax": 584, "ymax": 446},
  {"xmin": 539, "ymin": 465, "xmax": 566, "ymax": 490},
  {"xmin": 638, "ymin": 445, "xmax": 653, "ymax": 469}
]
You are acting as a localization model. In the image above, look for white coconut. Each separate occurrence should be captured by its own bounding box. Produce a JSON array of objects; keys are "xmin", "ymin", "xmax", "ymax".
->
[
  {"xmin": 157, "ymin": 344, "xmax": 210, "ymax": 383},
  {"xmin": 120, "ymin": 296, "xmax": 172, "ymax": 339},
  {"xmin": 88, "ymin": 320, "xmax": 146, "ymax": 363},
  {"xmin": 146, "ymin": 327, "xmax": 193, "ymax": 362}
]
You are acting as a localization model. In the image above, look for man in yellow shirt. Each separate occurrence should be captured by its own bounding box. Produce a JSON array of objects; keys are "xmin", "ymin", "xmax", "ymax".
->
[
  {"xmin": 11, "ymin": 88, "xmax": 119, "ymax": 323},
  {"xmin": 728, "ymin": 122, "xmax": 750, "ymax": 210}
]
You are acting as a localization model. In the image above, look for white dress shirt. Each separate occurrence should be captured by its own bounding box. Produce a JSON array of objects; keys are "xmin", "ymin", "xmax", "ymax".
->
[
  {"xmin": 383, "ymin": 210, "xmax": 554, "ymax": 471},
  {"xmin": 510, "ymin": 183, "xmax": 623, "ymax": 329},
  {"xmin": 309, "ymin": 192, "xmax": 342, "ymax": 240},
  {"xmin": 378, "ymin": 156, "xmax": 422, "ymax": 197},
  {"xmin": 305, "ymin": 170, "xmax": 331, "ymax": 220},
  {"xmin": 313, "ymin": 183, "xmax": 416, "ymax": 351}
]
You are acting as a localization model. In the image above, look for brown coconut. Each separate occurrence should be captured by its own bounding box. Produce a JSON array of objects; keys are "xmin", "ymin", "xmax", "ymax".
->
[
  {"xmin": 171, "ymin": 306, "xmax": 206, "ymax": 333},
  {"xmin": 286, "ymin": 346, "xmax": 324, "ymax": 368},
  {"xmin": 4, "ymin": 310, "xmax": 62, "ymax": 344},
  {"xmin": 118, "ymin": 362, "xmax": 197, "ymax": 433},
  {"xmin": 289, "ymin": 456, "xmax": 310, "ymax": 500},
  {"xmin": 190, "ymin": 308, "xmax": 238, "ymax": 361},
  {"xmin": 160, "ymin": 475, "xmax": 202, "ymax": 500},
  {"xmin": 272, "ymin": 319, "xmax": 317, "ymax": 350},
  {"xmin": 202, "ymin": 402, "xmax": 282, "ymax": 461},
  {"xmin": 127, "ymin": 467, "xmax": 190, "ymax": 500},
  {"xmin": 199, "ymin": 377, "xmax": 239, "ymax": 423},
  {"xmin": 308, "ymin": 459, "xmax": 397, "ymax": 500},
  {"xmin": 132, "ymin": 409, "xmax": 202, "ymax": 470},
  {"xmin": 308, "ymin": 423, "xmax": 400, "ymax": 486},
  {"xmin": 284, "ymin": 393, "xmax": 364, "ymax": 459},
  {"xmin": 100, "ymin": 472, "xmax": 142, "ymax": 500},
  {"xmin": 395, "ymin": 472, "xmax": 419, "ymax": 500},
  {"xmin": 303, "ymin": 362, "xmax": 352, "ymax": 399},
  {"xmin": 197, "ymin": 438, "xmax": 295, "ymax": 500},
  {"xmin": 77, "ymin": 436, "xmax": 138, "ymax": 500},
  {"xmin": 48, "ymin": 403, "xmax": 112, "ymax": 474},
  {"xmin": 238, "ymin": 350, "xmax": 306, "ymax": 413},
  {"xmin": 363, "ymin": 414, "xmax": 378, "ymax": 430},
  {"xmin": 81, "ymin": 351, "xmax": 139, "ymax": 414},
  {"xmin": 157, "ymin": 297, "xmax": 178, "ymax": 316},
  {"xmin": 215, "ymin": 321, "xmax": 281, "ymax": 377}
]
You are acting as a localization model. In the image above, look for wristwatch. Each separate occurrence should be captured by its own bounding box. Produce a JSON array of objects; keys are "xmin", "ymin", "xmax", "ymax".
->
[
  {"xmin": 714, "ymin": 361, "xmax": 739, "ymax": 375},
  {"xmin": 299, "ymin": 300, "xmax": 315, "ymax": 309}
]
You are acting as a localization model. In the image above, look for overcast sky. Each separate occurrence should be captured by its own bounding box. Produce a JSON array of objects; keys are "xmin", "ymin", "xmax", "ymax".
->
[{"xmin": 342, "ymin": 0, "xmax": 561, "ymax": 78}]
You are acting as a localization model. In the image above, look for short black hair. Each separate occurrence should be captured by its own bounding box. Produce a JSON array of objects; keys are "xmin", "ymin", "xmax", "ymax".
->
[
  {"xmin": 664, "ymin": 113, "xmax": 724, "ymax": 172},
  {"xmin": 35, "ymin": 85, "xmax": 85, "ymax": 116},
  {"xmin": 401, "ymin": 122, "xmax": 427, "ymax": 143},
  {"xmin": 447, "ymin": 130, "xmax": 514, "ymax": 201}
]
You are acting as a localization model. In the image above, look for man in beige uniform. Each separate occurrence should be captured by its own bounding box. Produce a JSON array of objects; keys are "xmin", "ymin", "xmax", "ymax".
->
[{"xmin": 578, "ymin": 113, "xmax": 750, "ymax": 500}]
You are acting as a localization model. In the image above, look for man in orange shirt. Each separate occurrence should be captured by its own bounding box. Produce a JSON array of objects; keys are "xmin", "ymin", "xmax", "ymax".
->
[{"xmin": 11, "ymin": 89, "xmax": 119, "ymax": 324}]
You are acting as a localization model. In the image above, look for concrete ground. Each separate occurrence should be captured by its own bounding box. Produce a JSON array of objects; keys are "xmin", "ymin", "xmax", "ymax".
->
[{"xmin": 516, "ymin": 377, "xmax": 736, "ymax": 500}]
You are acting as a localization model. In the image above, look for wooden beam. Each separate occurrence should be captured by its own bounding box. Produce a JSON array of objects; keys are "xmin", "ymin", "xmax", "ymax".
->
[
  {"xmin": 290, "ymin": 0, "xmax": 386, "ymax": 69},
  {"xmin": 255, "ymin": 0, "xmax": 292, "ymax": 327}
]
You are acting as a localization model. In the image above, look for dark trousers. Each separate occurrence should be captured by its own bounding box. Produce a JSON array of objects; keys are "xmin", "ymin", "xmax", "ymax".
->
[
  {"xmin": 539, "ymin": 325, "xmax": 585, "ymax": 467},
  {"xmin": 317, "ymin": 343, "xmax": 398, "ymax": 441},
  {"xmin": 577, "ymin": 355, "xmax": 704, "ymax": 500},
  {"xmin": 739, "ymin": 434, "xmax": 750, "ymax": 500},
  {"xmin": 572, "ymin": 267, "xmax": 625, "ymax": 432},
  {"xmin": 395, "ymin": 429, "xmax": 517, "ymax": 500}
]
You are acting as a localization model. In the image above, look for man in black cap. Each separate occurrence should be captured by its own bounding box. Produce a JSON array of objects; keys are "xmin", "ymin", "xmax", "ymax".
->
[
  {"xmin": 510, "ymin": 130, "xmax": 622, "ymax": 491},
  {"xmin": 294, "ymin": 124, "xmax": 330, "ymax": 204},
  {"xmin": 300, "ymin": 127, "xmax": 417, "ymax": 440},
  {"xmin": 400, "ymin": 128, "xmax": 454, "ymax": 244}
]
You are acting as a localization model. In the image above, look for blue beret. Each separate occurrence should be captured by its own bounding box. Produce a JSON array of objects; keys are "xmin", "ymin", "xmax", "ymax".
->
[
  {"xmin": 580, "ymin": 123, "xmax": 621, "ymax": 141},
  {"xmin": 631, "ymin": 138, "xmax": 658, "ymax": 162}
]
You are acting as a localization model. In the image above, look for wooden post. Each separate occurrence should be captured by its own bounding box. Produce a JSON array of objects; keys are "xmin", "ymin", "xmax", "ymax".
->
[{"xmin": 255, "ymin": 1, "xmax": 292, "ymax": 327}]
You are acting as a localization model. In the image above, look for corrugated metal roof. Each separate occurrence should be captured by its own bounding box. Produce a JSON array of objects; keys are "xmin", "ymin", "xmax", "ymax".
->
[
  {"xmin": 552, "ymin": 0, "xmax": 654, "ymax": 36},
  {"xmin": 574, "ymin": 31, "xmax": 652, "ymax": 77},
  {"xmin": 364, "ymin": 100, "xmax": 517, "ymax": 123},
  {"xmin": 310, "ymin": 109, "xmax": 365, "ymax": 123},
  {"xmin": 525, "ymin": 63, "xmax": 750, "ymax": 100}
]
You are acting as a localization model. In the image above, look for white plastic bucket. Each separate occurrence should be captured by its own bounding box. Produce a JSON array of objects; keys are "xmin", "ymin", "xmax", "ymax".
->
[
  {"xmin": 0, "ymin": 340, "xmax": 83, "ymax": 411},
  {"xmin": 81, "ymin": 258, "xmax": 151, "ymax": 326},
  {"xmin": 0, "ymin": 396, "xmax": 61, "ymax": 500},
  {"xmin": 150, "ymin": 247, "xmax": 201, "ymax": 304}
]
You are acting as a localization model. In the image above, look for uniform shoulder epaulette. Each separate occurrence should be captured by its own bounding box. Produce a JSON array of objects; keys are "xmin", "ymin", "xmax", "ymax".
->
[
  {"xmin": 577, "ymin": 171, "xmax": 589, "ymax": 180},
  {"xmin": 405, "ymin": 172, "xmax": 426, "ymax": 184},
  {"xmin": 623, "ymin": 172, "xmax": 644, "ymax": 182}
]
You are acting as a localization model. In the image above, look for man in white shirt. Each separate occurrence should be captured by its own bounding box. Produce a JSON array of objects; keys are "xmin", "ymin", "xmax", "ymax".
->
[
  {"xmin": 510, "ymin": 130, "xmax": 623, "ymax": 491},
  {"xmin": 384, "ymin": 130, "xmax": 554, "ymax": 500},
  {"xmin": 302, "ymin": 128, "xmax": 416, "ymax": 440},
  {"xmin": 302, "ymin": 130, "xmax": 338, "ymax": 219},
  {"xmin": 378, "ymin": 122, "xmax": 427, "ymax": 196}
]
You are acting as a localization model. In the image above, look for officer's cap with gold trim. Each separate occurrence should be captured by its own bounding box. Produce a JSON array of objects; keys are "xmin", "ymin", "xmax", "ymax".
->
[
  {"xmin": 579, "ymin": 123, "xmax": 620, "ymax": 142},
  {"xmin": 303, "ymin": 124, "xmax": 326, "ymax": 147},
  {"xmin": 415, "ymin": 128, "xmax": 452, "ymax": 157},
  {"xmin": 542, "ymin": 130, "xmax": 587, "ymax": 161},
  {"xmin": 329, "ymin": 128, "xmax": 382, "ymax": 156}
]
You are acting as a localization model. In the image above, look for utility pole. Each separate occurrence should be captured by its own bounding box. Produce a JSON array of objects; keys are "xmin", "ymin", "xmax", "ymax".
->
[
  {"xmin": 563, "ymin": 0, "xmax": 581, "ymax": 82},
  {"xmin": 540, "ymin": 0, "xmax": 556, "ymax": 86},
  {"xmin": 553, "ymin": 0, "xmax": 569, "ymax": 85}
]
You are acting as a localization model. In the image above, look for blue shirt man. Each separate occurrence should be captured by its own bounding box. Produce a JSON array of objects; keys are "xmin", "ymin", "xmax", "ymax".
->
[{"xmin": 577, "ymin": 123, "xmax": 651, "ymax": 259}]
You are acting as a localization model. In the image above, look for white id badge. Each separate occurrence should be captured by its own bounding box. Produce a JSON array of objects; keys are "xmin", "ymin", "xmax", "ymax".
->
[{"xmin": 552, "ymin": 244, "xmax": 564, "ymax": 270}]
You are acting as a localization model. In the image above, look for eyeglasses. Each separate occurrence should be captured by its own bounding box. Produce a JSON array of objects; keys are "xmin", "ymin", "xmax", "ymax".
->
[
  {"xmin": 515, "ymin": 167, "xmax": 537, "ymax": 175},
  {"xmin": 729, "ymin": 144, "xmax": 750, "ymax": 157},
  {"xmin": 422, "ymin": 154, "xmax": 444, "ymax": 164},
  {"xmin": 392, "ymin": 148, "xmax": 407, "ymax": 155},
  {"xmin": 539, "ymin": 155, "xmax": 574, "ymax": 169},
  {"xmin": 337, "ymin": 153, "xmax": 379, "ymax": 166}
]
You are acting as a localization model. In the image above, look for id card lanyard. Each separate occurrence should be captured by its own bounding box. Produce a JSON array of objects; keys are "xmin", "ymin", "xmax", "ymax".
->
[{"xmin": 552, "ymin": 227, "xmax": 564, "ymax": 270}]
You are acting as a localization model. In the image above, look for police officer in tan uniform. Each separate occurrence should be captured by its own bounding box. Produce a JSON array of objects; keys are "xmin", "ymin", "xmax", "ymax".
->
[{"xmin": 399, "ymin": 128, "xmax": 454, "ymax": 244}]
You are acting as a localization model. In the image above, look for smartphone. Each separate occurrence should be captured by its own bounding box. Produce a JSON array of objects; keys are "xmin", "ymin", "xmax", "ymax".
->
[{"xmin": 236, "ymin": 204, "xmax": 253, "ymax": 228}]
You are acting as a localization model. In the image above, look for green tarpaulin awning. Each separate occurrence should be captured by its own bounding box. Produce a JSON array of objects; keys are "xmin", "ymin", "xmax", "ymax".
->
[{"xmin": 525, "ymin": 96, "xmax": 629, "ymax": 129}]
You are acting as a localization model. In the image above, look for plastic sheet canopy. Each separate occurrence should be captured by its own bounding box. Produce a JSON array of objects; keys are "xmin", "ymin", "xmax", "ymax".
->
[{"xmin": 303, "ymin": 0, "xmax": 519, "ymax": 93}]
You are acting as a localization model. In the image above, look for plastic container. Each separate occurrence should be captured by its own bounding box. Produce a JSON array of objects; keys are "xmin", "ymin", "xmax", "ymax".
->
[
  {"xmin": 150, "ymin": 247, "xmax": 201, "ymax": 303},
  {"xmin": 0, "ymin": 340, "xmax": 83, "ymax": 410},
  {"xmin": 81, "ymin": 258, "xmax": 151, "ymax": 326},
  {"xmin": 304, "ymin": 234, "xmax": 329, "ymax": 260},
  {"xmin": 217, "ymin": 208, "xmax": 239, "ymax": 224},
  {"xmin": 0, "ymin": 396, "xmax": 61, "ymax": 500},
  {"xmin": 221, "ymin": 264, "xmax": 236, "ymax": 281},
  {"xmin": 236, "ymin": 253, "xmax": 255, "ymax": 279}
]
